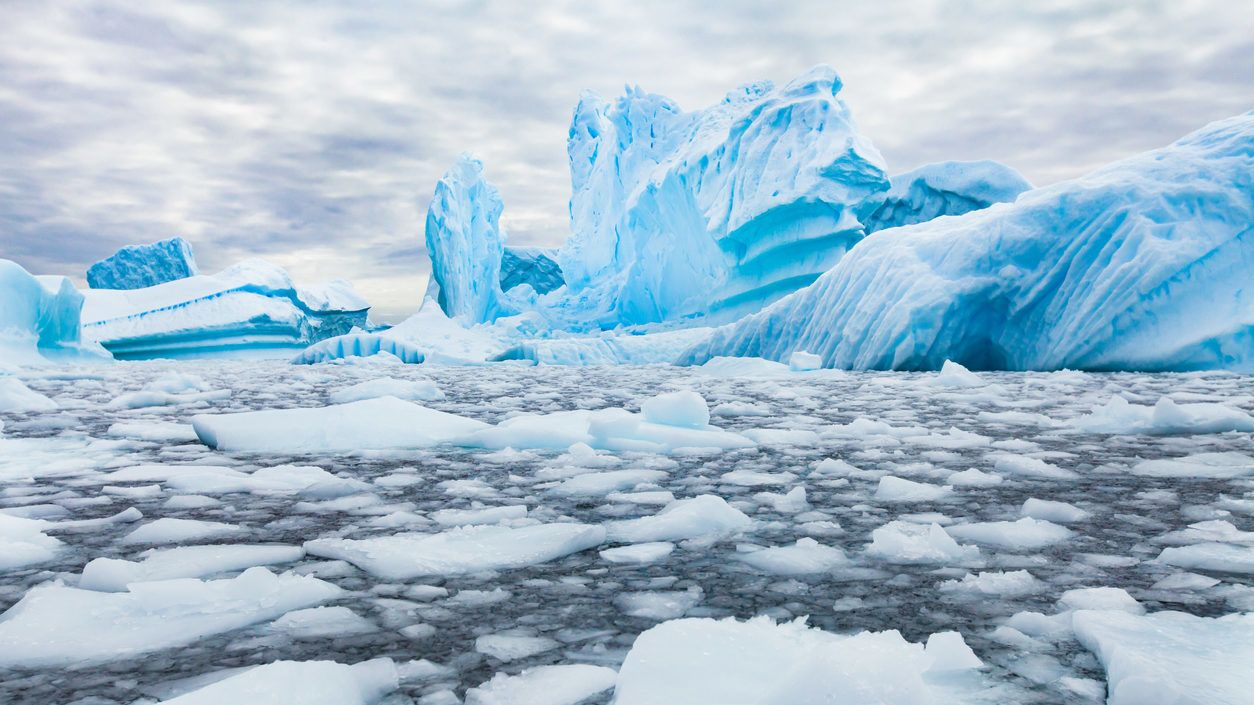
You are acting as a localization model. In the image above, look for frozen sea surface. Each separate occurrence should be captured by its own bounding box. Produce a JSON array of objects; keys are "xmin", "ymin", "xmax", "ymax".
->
[{"xmin": 1, "ymin": 360, "xmax": 1251, "ymax": 703}]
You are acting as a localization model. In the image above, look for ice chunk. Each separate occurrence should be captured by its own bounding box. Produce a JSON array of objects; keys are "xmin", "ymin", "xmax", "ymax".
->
[
  {"xmin": 121, "ymin": 517, "xmax": 246, "ymax": 545},
  {"xmin": 160, "ymin": 658, "xmax": 398, "ymax": 705},
  {"xmin": 80, "ymin": 544, "xmax": 304, "ymax": 591},
  {"xmin": 106, "ymin": 420, "xmax": 199, "ymax": 443},
  {"xmin": 270, "ymin": 606, "xmax": 376, "ymax": 639},
  {"xmin": 923, "ymin": 630, "xmax": 985, "ymax": 672},
  {"xmin": 875, "ymin": 476, "xmax": 953, "ymax": 502},
  {"xmin": 304, "ymin": 523, "xmax": 605, "ymax": 580},
  {"xmin": 600, "ymin": 542, "xmax": 675, "ymax": 565},
  {"xmin": 0, "ymin": 377, "xmax": 57, "ymax": 413},
  {"xmin": 329, "ymin": 377, "xmax": 444, "ymax": 404},
  {"xmin": 606, "ymin": 495, "xmax": 752, "ymax": 543},
  {"xmin": 0, "ymin": 567, "xmax": 341, "ymax": 667},
  {"xmin": 947, "ymin": 468, "xmax": 1004, "ymax": 487},
  {"xmin": 640, "ymin": 390, "xmax": 710, "ymax": 428},
  {"xmin": 946, "ymin": 518, "xmax": 1073, "ymax": 551},
  {"xmin": 990, "ymin": 452, "xmax": 1079, "ymax": 480},
  {"xmin": 866, "ymin": 521, "xmax": 980, "ymax": 565},
  {"xmin": 788, "ymin": 351, "xmax": 823, "ymax": 371},
  {"xmin": 474, "ymin": 632, "xmax": 559, "ymax": 661},
  {"xmin": 1131, "ymin": 452, "xmax": 1254, "ymax": 479},
  {"xmin": 933, "ymin": 360, "xmax": 983, "ymax": 388},
  {"xmin": 1072, "ymin": 610, "xmax": 1254, "ymax": 705},
  {"xmin": 1156, "ymin": 543, "xmax": 1254, "ymax": 574},
  {"xmin": 736, "ymin": 538, "xmax": 848, "ymax": 575},
  {"xmin": 613, "ymin": 616, "xmax": 989, "ymax": 705},
  {"xmin": 616, "ymin": 587, "xmax": 703, "ymax": 620},
  {"xmin": 191, "ymin": 396, "xmax": 488, "ymax": 453},
  {"xmin": 86, "ymin": 237, "xmax": 199, "ymax": 290},
  {"xmin": 464, "ymin": 664, "xmax": 616, "ymax": 705},
  {"xmin": 0, "ymin": 513, "xmax": 62, "ymax": 571},
  {"xmin": 939, "ymin": 570, "xmax": 1043, "ymax": 597},
  {"xmin": 865, "ymin": 160, "xmax": 1031, "ymax": 233},
  {"xmin": 430, "ymin": 505, "xmax": 527, "ymax": 527},
  {"xmin": 82, "ymin": 259, "xmax": 369, "ymax": 360},
  {"xmin": 551, "ymin": 469, "xmax": 668, "ymax": 496},
  {"xmin": 680, "ymin": 112, "xmax": 1254, "ymax": 372},
  {"xmin": 0, "ymin": 259, "xmax": 107, "ymax": 364},
  {"xmin": 1021, "ymin": 498, "xmax": 1090, "ymax": 523},
  {"xmin": 1058, "ymin": 587, "xmax": 1143, "ymax": 614},
  {"xmin": 1071, "ymin": 396, "xmax": 1254, "ymax": 434}
]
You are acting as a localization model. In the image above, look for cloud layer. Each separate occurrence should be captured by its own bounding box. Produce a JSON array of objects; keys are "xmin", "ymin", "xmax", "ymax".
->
[{"xmin": 2, "ymin": 0, "xmax": 1250, "ymax": 320}]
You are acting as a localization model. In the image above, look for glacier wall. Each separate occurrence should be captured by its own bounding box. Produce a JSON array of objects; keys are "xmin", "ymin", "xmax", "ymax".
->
[
  {"xmin": 82, "ymin": 260, "xmax": 369, "ymax": 360},
  {"xmin": 0, "ymin": 259, "xmax": 108, "ymax": 366},
  {"xmin": 865, "ymin": 160, "xmax": 1032, "ymax": 233},
  {"xmin": 679, "ymin": 112, "xmax": 1254, "ymax": 372},
  {"xmin": 558, "ymin": 66, "xmax": 890, "ymax": 326},
  {"xmin": 424, "ymin": 155, "xmax": 510, "ymax": 323},
  {"xmin": 86, "ymin": 237, "xmax": 199, "ymax": 290}
]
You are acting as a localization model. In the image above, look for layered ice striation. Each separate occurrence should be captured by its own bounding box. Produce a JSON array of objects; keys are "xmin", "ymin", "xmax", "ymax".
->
[
  {"xmin": 0, "ymin": 259, "xmax": 109, "ymax": 366},
  {"xmin": 87, "ymin": 237, "xmax": 199, "ymax": 290},
  {"xmin": 559, "ymin": 65, "xmax": 888, "ymax": 326},
  {"xmin": 424, "ymin": 155, "xmax": 510, "ymax": 323},
  {"xmin": 82, "ymin": 259, "xmax": 370, "ymax": 360},
  {"xmin": 865, "ymin": 160, "xmax": 1032, "ymax": 232},
  {"xmin": 681, "ymin": 111, "xmax": 1254, "ymax": 372},
  {"xmin": 500, "ymin": 247, "xmax": 564, "ymax": 295}
]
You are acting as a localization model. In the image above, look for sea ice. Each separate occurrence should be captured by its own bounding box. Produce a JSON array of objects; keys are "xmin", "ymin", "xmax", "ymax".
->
[
  {"xmin": 606, "ymin": 495, "xmax": 752, "ymax": 543},
  {"xmin": 159, "ymin": 658, "xmax": 398, "ymax": 705},
  {"xmin": 464, "ymin": 664, "xmax": 617, "ymax": 705}
]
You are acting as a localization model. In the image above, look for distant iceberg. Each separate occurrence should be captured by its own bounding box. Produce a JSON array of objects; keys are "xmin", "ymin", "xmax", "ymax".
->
[
  {"xmin": 82, "ymin": 259, "xmax": 369, "ymax": 360},
  {"xmin": 865, "ymin": 160, "xmax": 1032, "ymax": 233},
  {"xmin": 87, "ymin": 237, "xmax": 199, "ymax": 290},
  {"xmin": 679, "ymin": 112, "xmax": 1254, "ymax": 372},
  {"xmin": 0, "ymin": 259, "xmax": 108, "ymax": 366}
]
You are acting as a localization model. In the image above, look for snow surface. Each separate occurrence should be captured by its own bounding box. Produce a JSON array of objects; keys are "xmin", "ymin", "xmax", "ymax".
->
[
  {"xmin": 86, "ymin": 237, "xmax": 199, "ymax": 290},
  {"xmin": 680, "ymin": 112, "xmax": 1254, "ymax": 371}
]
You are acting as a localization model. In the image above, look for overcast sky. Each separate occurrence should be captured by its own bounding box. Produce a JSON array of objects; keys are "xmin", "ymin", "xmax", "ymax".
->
[{"xmin": 2, "ymin": 1, "xmax": 1251, "ymax": 320}]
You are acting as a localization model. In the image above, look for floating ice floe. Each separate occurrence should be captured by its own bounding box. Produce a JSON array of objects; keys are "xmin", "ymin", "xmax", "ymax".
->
[
  {"xmin": 1129, "ymin": 452, "xmax": 1254, "ymax": 479},
  {"xmin": 304, "ymin": 522, "xmax": 605, "ymax": 580},
  {"xmin": 865, "ymin": 521, "xmax": 981, "ymax": 565},
  {"xmin": 159, "ymin": 658, "xmax": 398, "ymax": 705},
  {"xmin": 79, "ymin": 544, "xmax": 305, "ymax": 591},
  {"xmin": 0, "ymin": 567, "xmax": 341, "ymax": 668},
  {"xmin": 328, "ymin": 376, "xmax": 444, "ymax": 404},
  {"xmin": 0, "ymin": 377, "xmax": 58, "ymax": 413},
  {"xmin": 613, "ymin": 616, "xmax": 988, "ymax": 704},
  {"xmin": 1070, "ymin": 396, "xmax": 1254, "ymax": 435},
  {"xmin": 875, "ymin": 476, "xmax": 954, "ymax": 502},
  {"xmin": 606, "ymin": 495, "xmax": 752, "ymax": 543},
  {"xmin": 121, "ymin": 517, "xmax": 247, "ymax": 545},
  {"xmin": 0, "ymin": 513, "xmax": 62, "ymax": 571},
  {"xmin": 735, "ymin": 538, "xmax": 848, "ymax": 575},
  {"xmin": 1072, "ymin": 610, "xmax": 1254, "ymax": 705},
  {"xmin": 946, "ymin": 518, "xmax": 1074, "ymax": 551},
  {"xmin": 464, "ymin": 664, "xmax": 617, "ymax": 705}
]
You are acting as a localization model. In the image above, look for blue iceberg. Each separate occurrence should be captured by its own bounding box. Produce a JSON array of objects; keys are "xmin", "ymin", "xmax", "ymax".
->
[
  {"xmin": 82, "ymin": 259, "xmax": 370, "ymax": 360},
  {"xmin": 86, "ymin": 237, "xmax": 199, "ymax": 290},
  {"xmin": 865, "ymin": 160, "xmax": 1032, "ymax": 233},
  {"xmin": 0, "ymin": 259, "xmax": 109, "ymax": 366},
  {"xmin": 679, "ymin": 112, "xmax": 1254, "ymax": 372}
]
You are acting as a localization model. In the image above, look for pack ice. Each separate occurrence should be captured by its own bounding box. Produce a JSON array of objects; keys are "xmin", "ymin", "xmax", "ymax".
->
[
  {"xmin": 81, "ymin": 258, "xmax": 370, "ymax": 359},
  {"xmin": 681, "ymin": 111, "xmax": 1254, "ymax": 371},
  {"xmin": 86, "ymin": 236, "xmax": 199, "ymax": 290}
]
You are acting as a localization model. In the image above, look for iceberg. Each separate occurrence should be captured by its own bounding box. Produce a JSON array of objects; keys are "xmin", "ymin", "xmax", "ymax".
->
[
  {"xmin": 680, "ymin": 111, "xmax": 1254, "ymax": 372},
  {"xmin": 86, "ymin": 236, "xmax": 199, "ymax": 290},
  {"xmin": 0, "ymin": 259, "xmax": 108, "ymax": 366},
  {"xmin": 424, "ymin": 154, "xmax": 510, "ymax": 323},
  {"xmin": 500, "ymin": 246, "xmax": 564, "ymax": 294},
  {"xmin": 559, "ymin": 65, "xmax": 888, "ymax": 326},
  {"xmin": 82, "ymin": 259, "xmax": 370, "ymax": 359},
  {"xmin": 865, "ymin": 160, "xmax": 1032, "ymax": 232}
]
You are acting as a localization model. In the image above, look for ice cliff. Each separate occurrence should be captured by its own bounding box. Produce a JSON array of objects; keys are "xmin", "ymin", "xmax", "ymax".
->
[
  {"xmin": 679, "ymin": 112, "xmax": 1254, "ymax": 372},
  {"xmin": 86, "ymin": 237, "xmax": 199, "ymax": 290},
  {"xmin": 424, "ymin": 155, "xmax": 510, "ymax": 323},
  {"xmin": 865, "ymin": 160, "xmax": 1032, "ymax": 232}
]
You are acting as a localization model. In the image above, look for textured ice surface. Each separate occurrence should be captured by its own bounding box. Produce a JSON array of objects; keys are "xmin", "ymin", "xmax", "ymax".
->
[
  {"xmin": 0, "ymin": 259, "xmax": 107, "ymax": 365},
  {"xmin": 424, "ymin": 155, "xmax": 510, "ymax": 323},
  {"xmin": 865, "ymin": 160, "xmax": 1032, "ymax": 233},
  {"xmin": 465, "ymin": 664, "xmax": 616, "ymax": 705},
  {"xmin": 86, "ymin": 237, "xmax": 199, "ymax": 290},
  {"xmin": 161, "ymin": 658, "xmax": 397, "ymax": 705},
  {"xmin": 681, "ymin": 112, "xmax": 1254, "ymax": 371},
  {"xmin": 82, "ymin": 259, "xmax": 369, "ymax": 360},
  {"xmin": 1, "ymin": 360, "xmax": 1251, "ymax": 704},
  {"xmin": 499, "ymin": 247, "xmax": 564, "ymax": 295}
]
